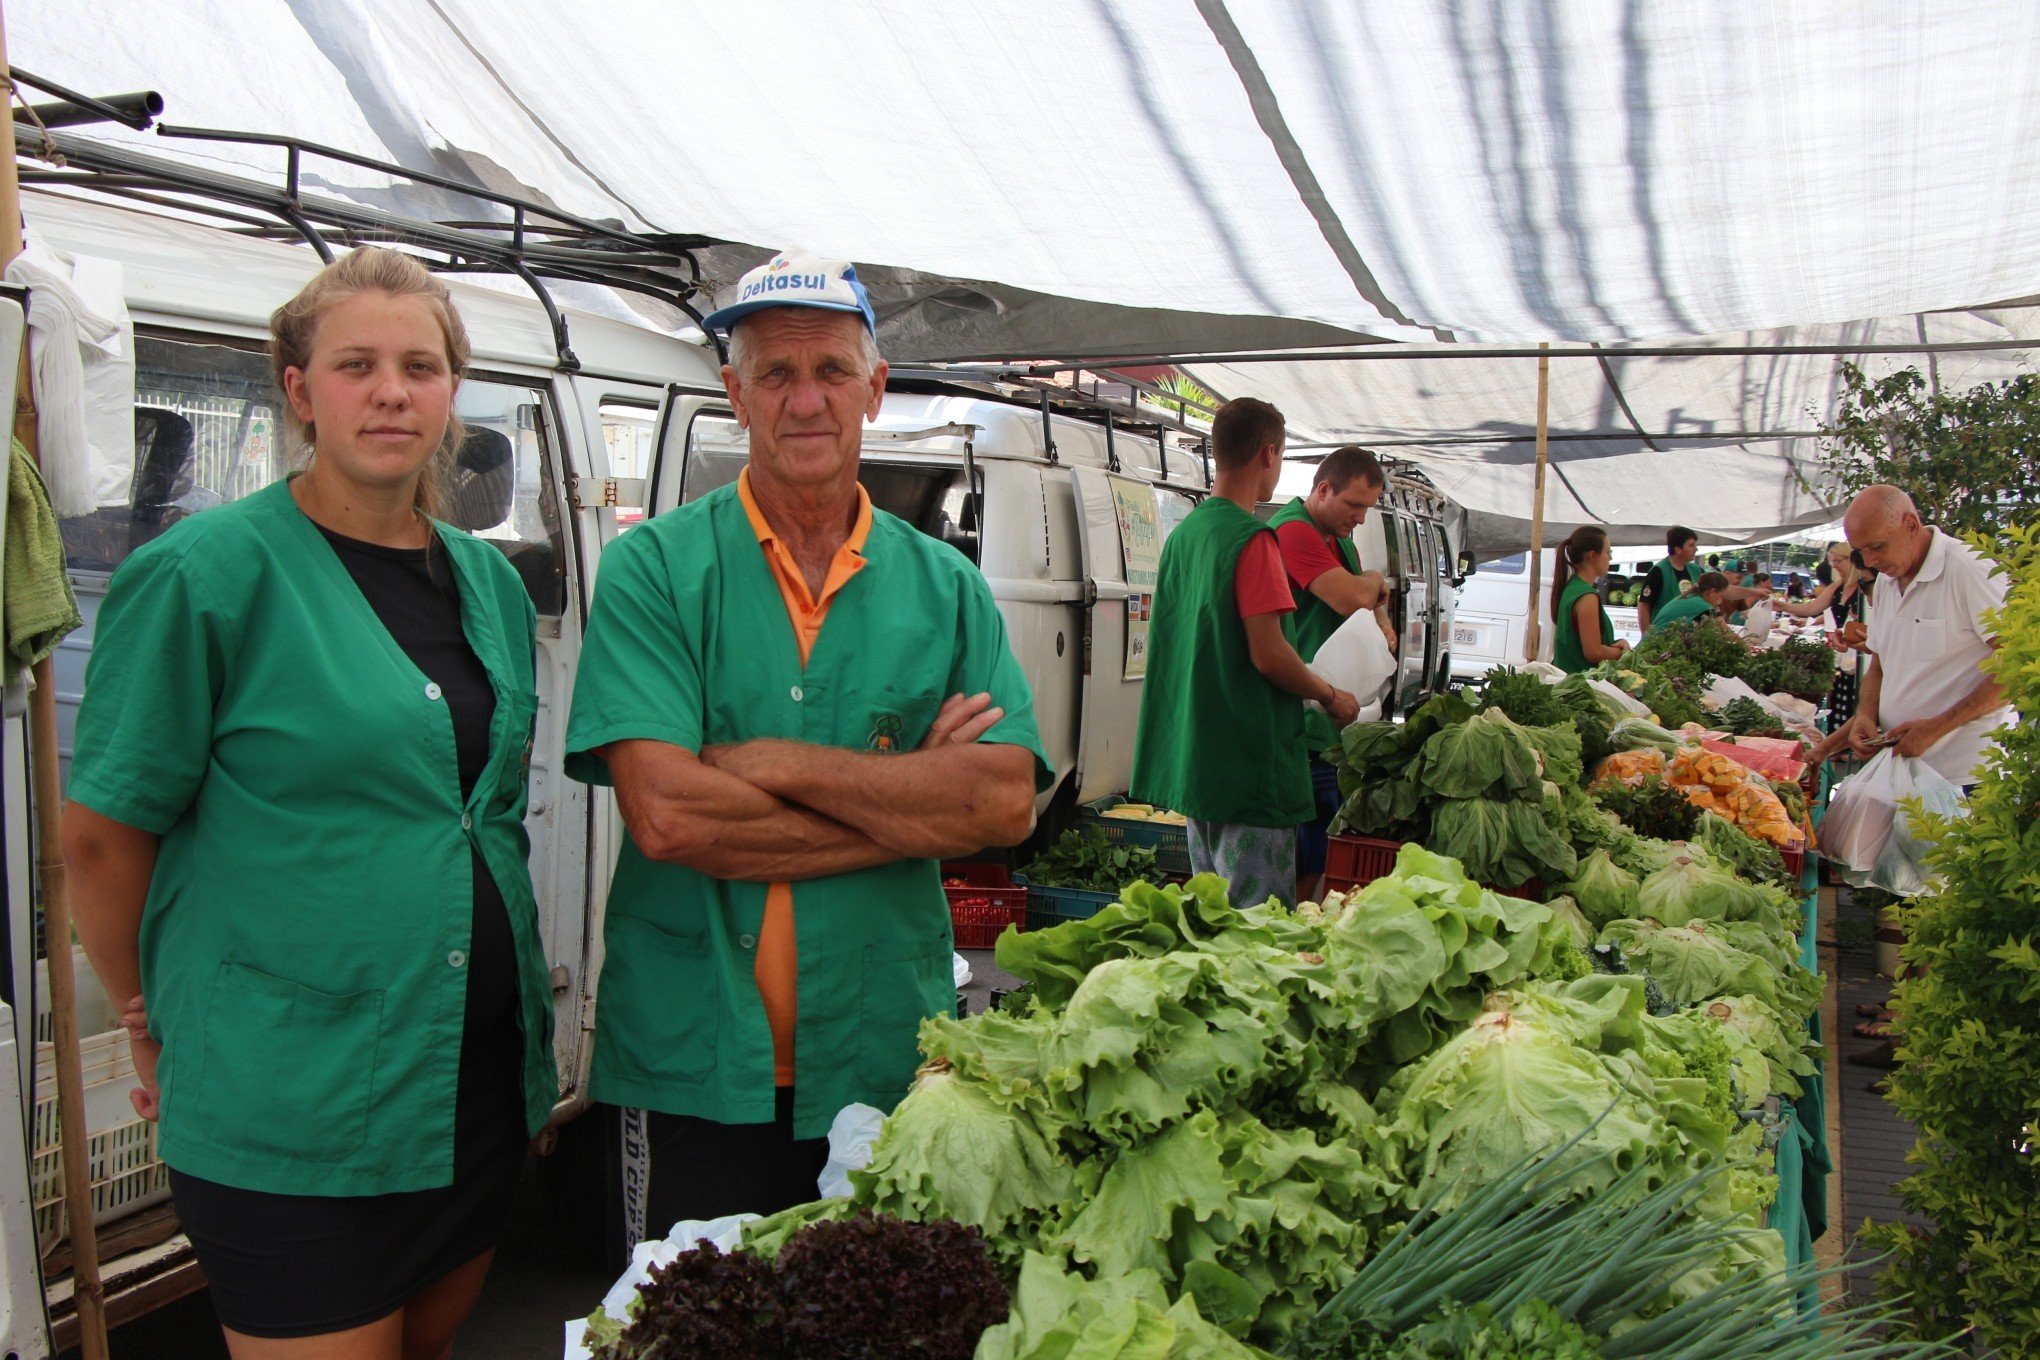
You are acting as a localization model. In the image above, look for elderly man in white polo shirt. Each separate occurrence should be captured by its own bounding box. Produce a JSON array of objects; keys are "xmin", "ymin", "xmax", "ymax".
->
[{"xmin": 1832, "ymin": 484, "xmax": 2012, "ymax": 786}]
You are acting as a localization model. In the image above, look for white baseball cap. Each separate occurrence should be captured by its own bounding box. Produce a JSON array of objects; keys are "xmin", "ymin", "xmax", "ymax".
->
[{"xmin": 702, "ymin": 250, "xmax": 877, "ymax": 336}]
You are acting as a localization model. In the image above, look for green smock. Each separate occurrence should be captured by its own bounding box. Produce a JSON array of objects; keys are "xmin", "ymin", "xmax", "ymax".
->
[
  {"xmin": 563, "ymin": 484, "xmax": 1050, "ymax": 1139},
  {"xmin": 1647, "ymin": 592, "xmax": 1718, "ymax": 632},
  {"xmin": 1131, "ymin": 497, "xmax": 1312, "ymax": 828},
  {"xmin": 1553, "ymin": 575, "xmax": 1615, "ymax": 675},
  {"xmin": 68, "ymin": 479, "xmax": 556, "ymax": 1196},
  {"xmin": 1267, "ymin": 496, "xmax": 1361, "ymax": 756}
]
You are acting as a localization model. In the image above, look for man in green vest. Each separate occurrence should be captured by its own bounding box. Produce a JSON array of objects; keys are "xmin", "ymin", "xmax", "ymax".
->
[
  {"xmin": 1636, "ymin": 524, "xmax": 1703, "ymax": 632},
  {"xmin": 1269, "ymin": 445, "xmax": 1391, "ymax": 901},
  {"xmin": 1132, "ymin": 398, "xmax": 1361, "ymax": 910},
  {"xmin": 565, "ymin": 250, "xmax": 1050, "ymax": 1244}
]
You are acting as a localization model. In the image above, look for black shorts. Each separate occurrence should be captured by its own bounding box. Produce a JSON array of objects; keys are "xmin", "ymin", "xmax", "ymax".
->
[
  {"xmin": 616, "ymin": 1089, "xmax": 829, "ymax": 1252},
  {"xmin": 170, "ymin": 1082, "xmax": 527, "ymax": 1338}
]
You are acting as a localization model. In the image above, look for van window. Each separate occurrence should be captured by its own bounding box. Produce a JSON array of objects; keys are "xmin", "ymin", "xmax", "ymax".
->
[
  {"xmin": 1377, "ymin": 509, "xmax": 1403, "ymax": 579},
  {"xmin": 683, "ymin": 415, "xmax": 980, "ymax": 560},
  {"xmin": 601, "ymin": 401, "xmax": 658, "ymax": 524},
  {"xmin": 1480, "ymin": 552, "xmax": 1528, "ymax": 576},
  {"xmin": 57, "ymin": 334, "xmax": 567, "ymax": 616}
]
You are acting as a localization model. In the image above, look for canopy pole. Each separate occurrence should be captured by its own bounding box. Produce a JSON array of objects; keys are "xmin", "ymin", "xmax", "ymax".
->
[
  {"xmin": 1524, "ymin": 343, "xmax": 1552, "ymax": 662},
  {"xmin": 1, "ymin": 17, "xmax": 114, "ymax": 1359}
]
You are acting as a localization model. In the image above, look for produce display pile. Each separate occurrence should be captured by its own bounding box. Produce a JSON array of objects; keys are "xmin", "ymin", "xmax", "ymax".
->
[
  {"xmin": 585, "ymin": 644, "xmax": 1851, "ymax": 1359},
  {"xmin": 1591, "ymin": 620, "xmax": 1837, "ymax": 727},
  {"xmin": 1019, "ymin": 825, "xmax": 1160, "ymax": 892}
]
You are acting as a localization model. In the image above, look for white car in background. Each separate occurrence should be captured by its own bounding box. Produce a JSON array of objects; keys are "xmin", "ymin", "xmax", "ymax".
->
[{"xmin": 1448, "ymin": 548, "xmax": 1653, "ymax": 683}]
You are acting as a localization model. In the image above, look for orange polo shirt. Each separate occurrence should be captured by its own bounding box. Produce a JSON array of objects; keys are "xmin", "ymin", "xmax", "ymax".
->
[{"xmin": 736, "ymin": 468, "xmax": 873, "ymax": 1087}]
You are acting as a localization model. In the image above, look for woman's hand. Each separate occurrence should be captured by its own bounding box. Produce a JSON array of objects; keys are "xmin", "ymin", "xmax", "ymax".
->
[{"xmin": 121, "ymin": 994, "xmax": 161, "ymax": 1122}]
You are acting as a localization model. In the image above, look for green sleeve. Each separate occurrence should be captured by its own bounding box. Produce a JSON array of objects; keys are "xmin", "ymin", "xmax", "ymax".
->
[
  {"xmin": 948, "ymin": 572, "xmax": 1055, "ymax": 792},
  {"xmin": 563, "ymin": 528, "xmax": 704, "ymax": 786},
  {"xmin": 68, "ymin": 546, "xmax": 230, "ymax": 835}
]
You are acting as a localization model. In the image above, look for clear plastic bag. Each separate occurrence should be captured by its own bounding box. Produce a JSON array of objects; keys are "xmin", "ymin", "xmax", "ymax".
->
[{"xmin": 1824, "ymin": 749, "xmax": 1964, "ymax": 895}]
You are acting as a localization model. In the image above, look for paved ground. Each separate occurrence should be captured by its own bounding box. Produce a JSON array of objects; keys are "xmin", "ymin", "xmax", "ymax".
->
[{"xmin": 1829, "ymin": 884, "xmax": 1927, "ymax": 1310}]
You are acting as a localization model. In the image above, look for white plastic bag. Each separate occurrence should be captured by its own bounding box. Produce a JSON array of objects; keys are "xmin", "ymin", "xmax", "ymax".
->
[
  {"xmin": 952, "ymin": 951, "xmax": 973, "ymax": 989},
  {"xmin": 1308, "ymin": 608, "xmax": 1397, "ymax": 712},
  {"xmin": 1824, "ymin": 749, "xmax": 1965, "ymax": 896},
  {"xmin": 1741, "ymin": 600, "xmax": 1776, "ymax": 644},
  {"xmin": 816, "ymin": 1102, "xmax": 887, "ymax": 1199},
  {"xmin": 1586, "ymin": 676, "xmax": 1652, "ymax": 718},
  {"xmin": 1703, "ymin": 674, "xmax": 1767, "ymax": 712}
]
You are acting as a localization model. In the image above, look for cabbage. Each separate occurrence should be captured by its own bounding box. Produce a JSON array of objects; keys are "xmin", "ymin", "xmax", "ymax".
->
[
  {"xmin": 1595, "ymin": 920, "xmax": 1822, "ymax": 1021},
  {"xmin": 850, "ymin": 1067, "xmax": 1076, "ymax": 1264},
  {"xmin": 1414, "ymin": 708, "xmax": 1546, "ymax": 800},
  {"xmin": 1702, "ymin": 994, "xmax": 1823, "ymax": 1100},
  {"xmin": 1380, "ymin": 978, "xmax": 1689, "ymax": 1214},
  {"xmin": 1635, "ymin": 855, "xmax": 1800, "ymax": 931},
  {"xmin": 1542, "ymin": 894, "xmax": 1597, "ymax": 951},
  {"xmin": 1565, "ymin": 850, "xmax": 1641, "ymax": 926}
]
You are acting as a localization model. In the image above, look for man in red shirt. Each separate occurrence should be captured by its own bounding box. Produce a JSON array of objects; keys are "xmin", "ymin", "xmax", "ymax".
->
[{"xmin": 1268, "ymin": 446, "xmax": 1392, "ymax": 901}]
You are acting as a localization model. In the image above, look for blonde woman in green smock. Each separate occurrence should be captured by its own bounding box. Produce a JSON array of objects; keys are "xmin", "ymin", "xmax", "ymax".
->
[
  {"xmin": 61, "ymin": 249, "xmax": 555, "ymax": 1359},
  {"xmin": 1551, "ymin": 525, "xmax": 1630, "ymax": 674}
]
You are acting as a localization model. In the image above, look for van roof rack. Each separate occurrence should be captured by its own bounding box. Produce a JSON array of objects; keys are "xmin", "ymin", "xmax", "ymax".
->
[
  {"xmin": 10, "ymin": 67, "xmax": 727, "ymax": 372},
  {"xmin": 889, "ymin": 362, "xmax": 1215, "ymax": 486}
]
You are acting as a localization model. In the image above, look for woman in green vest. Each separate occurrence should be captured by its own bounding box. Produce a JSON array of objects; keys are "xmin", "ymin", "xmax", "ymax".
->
[
  {"xmin": 1552, "ymin": 525, "xmax": 1630, "ymax": 673},
  {"xmin": 63, "ymin": 249, "xmax": 554, "ymax": 1355}
]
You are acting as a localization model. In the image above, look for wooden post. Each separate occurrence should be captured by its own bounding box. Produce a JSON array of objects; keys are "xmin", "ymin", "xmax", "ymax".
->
[
  {"xmin": 1523, "ymin": 342, "xmax": 1552, "ymax": 661},
  {"xmin": 0, "ymin": 15, "xmax": 115, "ymax": 1359}
]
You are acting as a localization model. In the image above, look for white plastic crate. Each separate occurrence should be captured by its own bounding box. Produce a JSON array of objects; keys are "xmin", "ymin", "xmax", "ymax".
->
[{"xmin": 28, "ymin": 951, "xmax": 170, "ymax": 1251}]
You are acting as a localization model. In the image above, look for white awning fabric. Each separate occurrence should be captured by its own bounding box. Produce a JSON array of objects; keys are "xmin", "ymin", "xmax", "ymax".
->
[{"xmin": 18, "ymin": 1, "xmax": 2040, "ymax": 549}]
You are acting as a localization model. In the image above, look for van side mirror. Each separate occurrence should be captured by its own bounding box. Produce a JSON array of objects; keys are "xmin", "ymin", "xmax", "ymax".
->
[{"xmin": 1454, "ymin": 550, "xmax": 1477, "ymax": 585}]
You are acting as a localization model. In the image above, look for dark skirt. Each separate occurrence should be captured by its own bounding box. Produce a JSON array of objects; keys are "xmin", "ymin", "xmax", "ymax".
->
[
  {"xmin": 172, "ymin": 864, "xmax": 529, "ymax": 1338},
  {"xmin": 1829, "ymin": 671, "xmax": 1859, "ymax": 730}
]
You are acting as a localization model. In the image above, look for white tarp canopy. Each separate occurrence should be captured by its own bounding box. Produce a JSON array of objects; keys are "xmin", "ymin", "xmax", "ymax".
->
[{"xmin": 18, "ymin": 1, "xmax": 2040, "ymax": 548}]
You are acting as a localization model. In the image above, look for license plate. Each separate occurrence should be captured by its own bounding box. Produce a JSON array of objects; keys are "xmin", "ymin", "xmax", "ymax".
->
[{"xmin": 1452, "ymin": 626, "xmax": 1480, "ymax": 646}]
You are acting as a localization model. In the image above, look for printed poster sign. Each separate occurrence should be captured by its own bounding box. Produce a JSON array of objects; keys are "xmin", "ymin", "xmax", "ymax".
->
[{"xmin": 1109, "ymin": 475, "xmax": 1161, "ymax": 679}]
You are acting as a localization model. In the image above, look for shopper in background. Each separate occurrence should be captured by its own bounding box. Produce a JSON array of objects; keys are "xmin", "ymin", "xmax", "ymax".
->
[
  {"xmin": 1645, "ymin": 570, "xmax": 1733, "ymax": 632},
  {"xmin": 1269, "ymin": 444, "xmax": 1391, "ymax": 902},
  {"xmin": 1779, "ymin": 542, "xmax": 1869, "ymax": 728},
  {"xmin": 64, "ymin": 248, "xmax": 557, "ymax": 1356},
  {"xmin": 1635, "ymin": 523, "xmax": 1704, "ymax": 632},
  {"xmin": 1134, "ymin": 398, "xmax": 1361, "ymax": 910},
  {"xmin": 1825, "ymin": 486, "xmax": 2010, "ymax": 783},
  {"xmin": 1551, "ymin": 525, "xmax": 1630, "ymax": 673},
  {"xmin": 565, "ymin": 251, "xmax": 1048, "ymax": 1234}
]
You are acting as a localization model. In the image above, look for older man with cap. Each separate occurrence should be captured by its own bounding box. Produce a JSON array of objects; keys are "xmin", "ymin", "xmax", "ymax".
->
[
  {"xmin": 1824, "ymin": 484, "xmax": 2012, "ymax": 781},
  {"xmin": 563, "ymin": 251, "xmax": 1049, "ymax": 1237}
]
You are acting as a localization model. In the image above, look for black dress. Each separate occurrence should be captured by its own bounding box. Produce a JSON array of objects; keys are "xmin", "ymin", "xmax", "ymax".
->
[
  {"xmin": 169, "ymin": 527, "xmax": 529, "ymax": 1338},
  {"xmin": 1827, "ymin": 585, "xmax": 1865, "ymax": 729}
]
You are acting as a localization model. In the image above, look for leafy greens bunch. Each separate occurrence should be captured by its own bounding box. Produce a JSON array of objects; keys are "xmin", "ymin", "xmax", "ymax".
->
[
  {"xmin": 1330, "ymin": 696, "xmax": 1585, "ymax": 890},
  {"xmin": 1021, "ymin": 825, "xmax": 1159, "ymax": 892},
  {"xmin": 1738, "ymin": 638, "xmax": 1837, "ymax": 704}
]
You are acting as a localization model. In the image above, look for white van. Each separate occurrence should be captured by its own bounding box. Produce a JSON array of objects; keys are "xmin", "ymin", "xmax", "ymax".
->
[{"xmin": 1448, "ymin": 548, "xmax": 1645, "ymax": 682}]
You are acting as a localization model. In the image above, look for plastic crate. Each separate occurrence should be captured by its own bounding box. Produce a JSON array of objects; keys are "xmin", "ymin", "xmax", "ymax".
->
[
  {"xmin": 1781, "ymin": 839, "xmax": 1807, "ymax": 884},
  {"xmin": 1323, "ymin": 835, "xmax": 1402, "ymax": 894},
  {"xmin": 1015, "ymin": 874, "xmax": 1118, "ymax": 931},
  {"xmin": 1080, "ymin": 797, "xmax": 1193, "ymax": 876},
  {"xmin": 31, "ymin": 1027, "xmax": 171, "ymax": 1251},
  {"xmin": 942, "ymin": 862, "xmax": 1028, "ymax": 949}
]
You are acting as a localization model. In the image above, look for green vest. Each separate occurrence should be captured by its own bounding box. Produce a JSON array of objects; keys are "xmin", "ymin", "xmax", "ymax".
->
[
  {"xmin": 1554, "ymin": 575, "xmax": 1614, "ymax": 674},
  {"xmin": 1267, "ymin": 497, "xmax": 1364, "ymax": 756},
  {"xmin": 1652, "ymin": 556, "xmax": 1703, "ymax": 604},
  {"xmin": 69, "ymin": 479, "xmax": 556, "ymax": 1195},
  {"xmin": 1131, "ymin": 497, "xmax": 1312, "ymax": 827},
  {"xmin": 565, "ymin": 484, "xmax": 1051, "ymax": 1138},
  {"xmin": 1648, "ymin": 592, "xmax": 1717, "ymax": 632}
]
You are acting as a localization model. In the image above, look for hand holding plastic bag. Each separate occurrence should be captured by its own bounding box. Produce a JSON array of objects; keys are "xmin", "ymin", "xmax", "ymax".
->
[
  {"xmin": 1823, "ymin": 749, "xmax": 1964, "ymax": 895},
  {"xmin": 1308, "ymin": 607, "xmax": 1397, "ymax": 714}
]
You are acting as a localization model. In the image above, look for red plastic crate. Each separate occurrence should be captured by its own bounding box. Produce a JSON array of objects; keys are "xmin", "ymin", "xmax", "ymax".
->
[
  {"xmin": 1323, "ymin": 835, "xmax": 1402, "ymax": 894},
  {"xmin": 1781, "ymin": 839, "xmax": 1807, "ymax": 885},
  {"xmin": 942, "ymin": 862, "xmax": 1028, "ymax": 948}
]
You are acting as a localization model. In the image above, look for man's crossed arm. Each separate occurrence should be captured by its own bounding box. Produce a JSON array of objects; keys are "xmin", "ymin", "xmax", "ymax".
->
[{"xmin": 601, "ymin": 693, "xmax": 1037, "ymax": 882}]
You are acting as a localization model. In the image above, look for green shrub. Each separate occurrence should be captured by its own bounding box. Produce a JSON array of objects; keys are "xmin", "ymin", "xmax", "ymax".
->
[{"xmin": 1862, "ymin": 525, "xmax": 2040, "ymax": 1353}]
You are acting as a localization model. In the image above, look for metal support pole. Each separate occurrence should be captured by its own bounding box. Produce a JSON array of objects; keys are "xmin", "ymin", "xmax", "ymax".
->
[
  {"xmin": 1524, "ymin": 343, "xmax": 1552, "ymax": 663},
  {"xmin": 3, "ymin": 21, "xmax": 113, "ymax": 1358}
]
